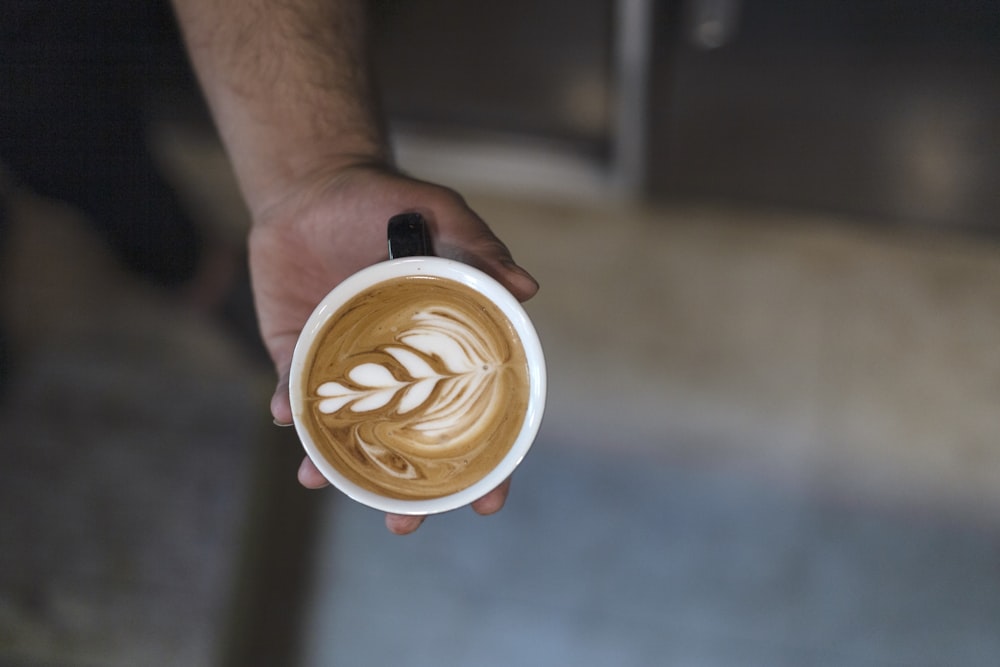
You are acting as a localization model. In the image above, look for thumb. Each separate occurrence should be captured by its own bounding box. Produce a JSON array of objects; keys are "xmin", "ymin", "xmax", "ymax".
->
[
  {"xmin": 494, "ymin": 256, "xmax": 540, "ymax": 303},
  {"xmin": 438, "ymin": 230, "xmax": 539, "ymax": 303}
]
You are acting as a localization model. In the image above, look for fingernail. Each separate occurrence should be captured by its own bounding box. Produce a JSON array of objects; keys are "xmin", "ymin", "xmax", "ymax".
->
[{"xmin": 273, "ymin": 419, "xmax": 294, "ymax": 427}]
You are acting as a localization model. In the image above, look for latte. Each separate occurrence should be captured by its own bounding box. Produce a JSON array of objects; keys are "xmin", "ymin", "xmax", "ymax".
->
[{"xmin": 299, "ymin": 274, "xmax": 530, "ymax": 500}]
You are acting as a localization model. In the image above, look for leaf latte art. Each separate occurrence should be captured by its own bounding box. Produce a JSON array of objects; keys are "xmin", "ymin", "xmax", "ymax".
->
[{"xmin": 300, "ymin": 275, "xmax": 530, "ymax": 500}]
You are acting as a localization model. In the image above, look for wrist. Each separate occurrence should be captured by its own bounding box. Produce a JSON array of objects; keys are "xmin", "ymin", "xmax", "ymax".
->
[
  {"xmin": 240, "ymin": 144, "xmax": 391, "ymax": 222},
  {"xmin": 246, "ymin": 153, "xmax": 396, "ymax": 228}
]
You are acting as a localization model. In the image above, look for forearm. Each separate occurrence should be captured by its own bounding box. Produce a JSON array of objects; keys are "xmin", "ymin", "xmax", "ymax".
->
[{"xmin": 171, "ymin": 0, "xmax": 388, "ymax": 216}]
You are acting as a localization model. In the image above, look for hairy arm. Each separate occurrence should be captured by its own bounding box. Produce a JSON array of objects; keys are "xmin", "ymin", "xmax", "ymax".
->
[{"xmin": 171, "ymin": 0, "xmax": 386, "ymax": 215}]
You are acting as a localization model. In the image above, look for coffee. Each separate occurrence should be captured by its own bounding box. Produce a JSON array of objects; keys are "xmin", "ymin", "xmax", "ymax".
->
[{"xmin": 299, "ymin": 274, "xmax": 530, "ymax": 500}]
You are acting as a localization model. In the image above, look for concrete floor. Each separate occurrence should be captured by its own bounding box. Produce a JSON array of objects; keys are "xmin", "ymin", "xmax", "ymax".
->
[{"xmin": 3, "ymin": 125, "xmax": 1000, "ymax": 666}]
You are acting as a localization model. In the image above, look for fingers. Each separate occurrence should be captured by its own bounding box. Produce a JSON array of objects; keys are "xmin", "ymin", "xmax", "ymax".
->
[
  {"xmin": 297, "ymin": 456, "xmax": 330, "ymax": 489},
  {"xmin": 426, "ymin": 205, "xmax": 539, "ymax": 303},
  {"xmin": 500, "ymin": 260, "xmax": 540, "ymax": 303},
  {"xmin": 264, "ymin": 329, "xmax": 297, "ymax": 425},
  {"xmin": 384, "ymin": 478, "xmax": 512, "ymax": 535},
  {"xmin": 471, "ymin": 477, "xmax": 512, "ymax": 515},
  {"xmin": 456, "ymin": 232, "xmax": 538, "ymax": 302},
  {"xmin": 270, "ymin": 375, "xmax": 294, "ymax": 426},
  {"xmin": 446, "ymin": 244, "xmax": 538, "ymax": 302},
  {"xmin": 385, "ymin": 513, "xmax": 426, "ymax": 535}
]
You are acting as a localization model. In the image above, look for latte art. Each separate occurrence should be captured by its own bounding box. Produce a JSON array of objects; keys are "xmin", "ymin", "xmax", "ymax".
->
[
  {"xmin": 300, "ymin": 275, "xmax": 530, "ymax": 500},
  {"xmin": 315, "ymin": 307, "xmax": 500, "ymax": 418}
]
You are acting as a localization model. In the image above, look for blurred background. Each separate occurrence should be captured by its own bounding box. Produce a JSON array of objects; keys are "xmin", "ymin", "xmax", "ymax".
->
[{"xmin": 2, "ymin": 1, "xmax": 999, "ymax": 665}]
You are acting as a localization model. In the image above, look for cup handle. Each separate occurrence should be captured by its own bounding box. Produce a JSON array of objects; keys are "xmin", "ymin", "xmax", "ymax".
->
[{"xmin": 387, "ymin": 212, "xmax": 433, "ymax": 259}]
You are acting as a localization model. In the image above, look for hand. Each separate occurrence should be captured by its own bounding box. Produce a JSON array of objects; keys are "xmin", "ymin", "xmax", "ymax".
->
[{"xmin": 247, "ymin": 163, "xmax": 539, "ymax": 534}]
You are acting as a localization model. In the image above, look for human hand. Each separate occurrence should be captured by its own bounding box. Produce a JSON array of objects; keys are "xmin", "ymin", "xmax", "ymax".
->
[{"xmin": 247, "ymin": 163, "xmax": 539, "ymax": 534}]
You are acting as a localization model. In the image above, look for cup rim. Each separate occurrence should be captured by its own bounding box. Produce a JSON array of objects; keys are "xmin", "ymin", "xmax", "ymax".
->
[{"xmin": 289, "ymin": 256, "xmax": 546, "ymax": 515}]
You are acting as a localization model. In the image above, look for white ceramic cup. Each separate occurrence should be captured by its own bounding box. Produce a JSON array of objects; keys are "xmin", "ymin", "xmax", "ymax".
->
[{"xmin": 288, "ymin": 215, "xmax": 546, "ymax": 516}]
